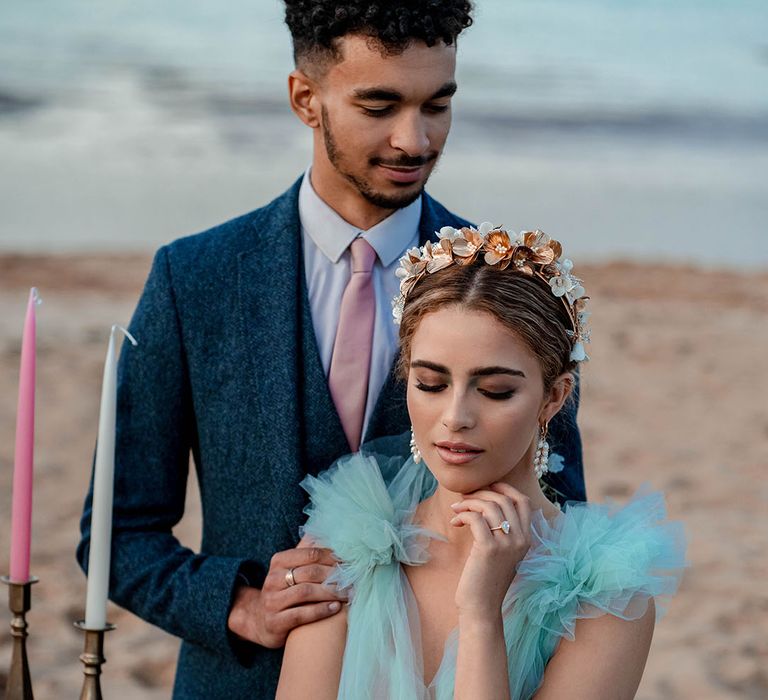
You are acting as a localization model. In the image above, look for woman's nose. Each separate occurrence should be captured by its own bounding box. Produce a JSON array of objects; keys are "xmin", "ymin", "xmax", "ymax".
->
[{"xmin": 441, "ymin": 393, "xmax": 475, "ymax": 433}]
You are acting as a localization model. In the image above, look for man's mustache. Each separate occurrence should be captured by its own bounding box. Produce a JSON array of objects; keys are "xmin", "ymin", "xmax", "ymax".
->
[{"xmin": 371, "ymin": 153, "xmax": 438, "ymax": 168}]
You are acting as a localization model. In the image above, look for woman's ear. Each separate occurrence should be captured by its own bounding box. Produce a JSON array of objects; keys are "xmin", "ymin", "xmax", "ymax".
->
[
  {"xmin": 539, "ymin": 372, "xmax": 574, "ymax": 424},
  {"xmin": 288, "ymin": 69, "xmax": 321, "ymax": 128}
]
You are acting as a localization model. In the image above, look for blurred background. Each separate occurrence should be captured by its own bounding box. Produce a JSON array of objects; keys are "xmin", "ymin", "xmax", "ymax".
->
[{"xmin": 0, "ymin": 0, "xmax": 766, "ymax": 697}]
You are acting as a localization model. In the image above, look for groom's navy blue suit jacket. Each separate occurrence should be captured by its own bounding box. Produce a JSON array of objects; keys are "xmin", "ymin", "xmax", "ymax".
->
[{"xmin": 77, "ymin": 176, "xmax": 586, "ymax": 699}]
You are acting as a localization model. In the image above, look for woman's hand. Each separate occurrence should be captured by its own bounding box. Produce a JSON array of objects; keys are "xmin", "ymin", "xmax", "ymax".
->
[{"xmin": 451, "ymin": 482, "xmax": 532, "ymax": 620}]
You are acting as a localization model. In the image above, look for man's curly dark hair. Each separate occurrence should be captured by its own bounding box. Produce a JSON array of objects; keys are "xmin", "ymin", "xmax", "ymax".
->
[{"xmin": 284, "ymin": 0, "xmax": 474, "ymax": 68}]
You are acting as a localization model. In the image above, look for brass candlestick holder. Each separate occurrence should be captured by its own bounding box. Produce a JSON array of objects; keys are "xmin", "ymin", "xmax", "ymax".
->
[
  {"xmin": 73, "ymin": 621, "xmax": 115, "ymax": 700},
  {"xmin": 1, "ymin": 575, "xmax": 38, "ymax": 700}
]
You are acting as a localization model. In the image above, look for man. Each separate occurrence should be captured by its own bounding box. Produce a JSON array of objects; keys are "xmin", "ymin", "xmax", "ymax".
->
[{"xmin": 77, "ymin": 2, "xmax": 585, "ymax": 698}]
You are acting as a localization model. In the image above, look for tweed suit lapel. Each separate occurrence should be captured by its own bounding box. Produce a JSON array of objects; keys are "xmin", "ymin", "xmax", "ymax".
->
[{"xmin": 237, "ymin": 179, "xmax": 307, "ymax": 536}]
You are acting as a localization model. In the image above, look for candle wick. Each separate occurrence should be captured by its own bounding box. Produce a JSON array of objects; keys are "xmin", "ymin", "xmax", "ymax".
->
[
  {"xmin": 30, "ymin": 287, "xmax": 42, "ymax": 306},
  {"xmin": 111, "ymin": 324, "xmax": 138, "ymax": 346}
]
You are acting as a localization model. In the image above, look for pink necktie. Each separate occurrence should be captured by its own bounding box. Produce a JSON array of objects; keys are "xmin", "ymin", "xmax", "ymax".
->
[{"xmin": 328, "ymin": 237, "xmax": 377, "ymax": 452}]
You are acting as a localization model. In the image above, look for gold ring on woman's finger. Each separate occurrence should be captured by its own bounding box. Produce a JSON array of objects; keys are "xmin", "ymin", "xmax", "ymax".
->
[
  {"xmin": 489, "ymin": 520, "xmax": 511, "ymax": 535},
  {"xmin": 285, "ymin": 567, "xmax": 297, "ymax": 587}
]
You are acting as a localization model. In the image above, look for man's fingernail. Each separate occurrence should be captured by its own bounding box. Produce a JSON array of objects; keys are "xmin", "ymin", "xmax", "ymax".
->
[{"xmin": 329, "ymin": 602, "xmax": 341, "ymax": 612}]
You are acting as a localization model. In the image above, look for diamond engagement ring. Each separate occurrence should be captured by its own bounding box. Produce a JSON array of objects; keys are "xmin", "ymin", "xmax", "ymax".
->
[
  {"xmin": 285, "ymin": 567, "xmax": 297, "ymax": 587},
  {"xmin": 490, "ymin": 520, "xmax": 511, "ymax": 535}
]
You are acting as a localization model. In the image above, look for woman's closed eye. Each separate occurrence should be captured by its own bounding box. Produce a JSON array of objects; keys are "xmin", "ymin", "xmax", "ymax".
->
[
  {"xmin": 478, "ymin": 388, "xmax": 516, "ymax": 400},
  {"xmin": 414, "ymin": 380, "xmax": 516, "ymax": 400},
  {"xmin": 415, "ymin": 380, "xmax": 447, "ymax": 393}
]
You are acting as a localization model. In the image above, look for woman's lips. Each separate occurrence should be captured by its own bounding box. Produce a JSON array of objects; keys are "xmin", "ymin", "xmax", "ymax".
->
[
  {"xmin": 377, "ymin": 164, "xmax": 424, "ymax": 183},
  {"xmin": 434, "ymin": 442, "xmax": 484, "ymax": 465}
]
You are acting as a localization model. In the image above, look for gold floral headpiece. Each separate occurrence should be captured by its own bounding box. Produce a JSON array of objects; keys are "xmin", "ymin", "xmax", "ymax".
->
[{"xmin": 392, "ymin": 222, "xmax": 591, "ymax": 363}]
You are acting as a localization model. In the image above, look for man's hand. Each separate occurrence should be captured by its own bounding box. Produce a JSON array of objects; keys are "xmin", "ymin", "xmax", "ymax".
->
[{"xmin": 228, "ymin": 546, "xmax": 345, "ymax": 649}]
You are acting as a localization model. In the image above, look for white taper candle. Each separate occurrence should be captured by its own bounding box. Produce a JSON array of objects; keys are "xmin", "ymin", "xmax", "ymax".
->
[{"xmin": 84, "ymin": 324, "xmax": 137, "ymax": 629}]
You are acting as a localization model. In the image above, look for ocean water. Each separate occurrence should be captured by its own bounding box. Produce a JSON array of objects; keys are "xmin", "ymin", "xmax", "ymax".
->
[{"xmin": 0, "ymin": 0, "xmax": 766, "ymax": 267}]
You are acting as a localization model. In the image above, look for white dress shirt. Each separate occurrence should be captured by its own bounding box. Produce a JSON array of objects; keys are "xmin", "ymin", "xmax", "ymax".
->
[{"xmin": 298, "ymin": 169, "xmax": 421, "ymax": 437}]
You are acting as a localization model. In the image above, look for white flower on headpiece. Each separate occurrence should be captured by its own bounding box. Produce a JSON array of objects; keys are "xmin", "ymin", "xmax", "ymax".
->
[
  {"xmin": 437, "ymin": 226, "xmax": 462, "ymax": 242},
  {"xmin": 549, "ymin": 274, "xmax": 572, "ymax": 298},
  {"xmin": 570, "ymin": 341, "xmax": 589, "ymax": 363},
  {"xmin": 392, "ymin": 294, "xmax": 405, "ymax": 325},
  {"xmin": 550, "ymin": 258, "xmax": 585, "ymax": 303},
  {"xmin": 477, "ymin": 221, "xmax": 496, "ymax": 236}
]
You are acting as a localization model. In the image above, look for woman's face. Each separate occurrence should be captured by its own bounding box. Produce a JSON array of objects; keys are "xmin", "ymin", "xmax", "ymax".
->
[{"xmin": 407, "ymin": 305, "xmax": 554, "ymax": 494}]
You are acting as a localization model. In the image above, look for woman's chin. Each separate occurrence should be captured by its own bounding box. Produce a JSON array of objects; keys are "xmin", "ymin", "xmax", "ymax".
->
[
  {"xmin": 424, "ymin": 458, "xmax": 520, "ymax": 495},
  {"xmin": 432, "ymin": 471, "xmax": 496, "ymax": 496}
]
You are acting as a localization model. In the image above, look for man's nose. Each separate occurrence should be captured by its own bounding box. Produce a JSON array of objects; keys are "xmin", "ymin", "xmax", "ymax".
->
[{"xmin": 389, "ymin": 110, "xmax": 430, "ymax": 156}]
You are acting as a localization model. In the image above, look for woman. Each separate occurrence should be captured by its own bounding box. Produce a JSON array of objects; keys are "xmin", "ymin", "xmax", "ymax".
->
[{"xmin": 276, "ymin": 225, "xmax": 686, "ymax": 699}]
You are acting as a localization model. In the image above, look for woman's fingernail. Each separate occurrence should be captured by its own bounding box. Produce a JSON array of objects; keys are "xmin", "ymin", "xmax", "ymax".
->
[
  {"xmin": 329, "ymin": 602, "xmax": 341, "ymax": 612},
  {"xmin": 450, "ymin": 502, "xmax": 461, "ymax": 509},
  {"xmin": 449, "ymin": 516, "xmax": 459, "ymax": 525}
]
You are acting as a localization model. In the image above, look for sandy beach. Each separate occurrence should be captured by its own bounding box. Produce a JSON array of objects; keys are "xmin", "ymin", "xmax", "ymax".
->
[{"xmin": 0, "ymin": 253, "xmax": 766, "ymax": 698}]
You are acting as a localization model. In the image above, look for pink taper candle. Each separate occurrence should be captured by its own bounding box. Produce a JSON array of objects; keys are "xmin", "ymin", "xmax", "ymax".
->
[{"xmin": 9, "ymin": 288, "xmax": 40, "ymax": 582}]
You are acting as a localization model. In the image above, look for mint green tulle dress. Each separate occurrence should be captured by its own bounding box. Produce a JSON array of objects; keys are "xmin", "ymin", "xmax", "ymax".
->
[{"xmin": 300, "ymin": 453, "xmax": 687, "ymax": 700}]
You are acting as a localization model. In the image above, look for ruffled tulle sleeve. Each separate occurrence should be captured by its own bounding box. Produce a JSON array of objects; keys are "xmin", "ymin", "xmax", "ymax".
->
[
  {"xmin": 499, "ymin": 484, "xmax": 688, "ymax": 699},
  {"xmin": 300, "ymin": 454, "xmax": 439, "ymax": 700},
  {"xmin": 433, "ymin": 485, "xmax": 688, "ymax": 700},
  {"xmin": 300, "ymin": 452, "xmax": 437, "ymax": 592}
]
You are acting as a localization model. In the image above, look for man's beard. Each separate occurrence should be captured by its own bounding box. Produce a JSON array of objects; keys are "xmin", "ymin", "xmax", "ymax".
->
[{"xmin": 321, "ymin": 106, "xmax": 438, "ymax": 210}]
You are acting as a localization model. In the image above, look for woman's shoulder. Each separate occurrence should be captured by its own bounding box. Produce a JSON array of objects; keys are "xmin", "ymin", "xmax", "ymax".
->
[
  {"xmin": 300, "ymin": 452, "xmax": 438, "ymax": 591},
  {"xmin": 511, "ymin": 484, "xmax": 688, "ymax": 626}
]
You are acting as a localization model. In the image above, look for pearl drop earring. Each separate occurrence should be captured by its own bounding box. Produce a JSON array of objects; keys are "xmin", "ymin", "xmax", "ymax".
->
[
  {"xmin": 534, "ymin": 423, "xmax": 550, "ymax": 479},
  {"xmin": 410, "ymin": 427, "xmax": 422, "ymax": 464}
]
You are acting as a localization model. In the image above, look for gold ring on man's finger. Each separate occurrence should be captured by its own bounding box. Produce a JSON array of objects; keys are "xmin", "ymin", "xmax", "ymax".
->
[{"xmin": 285, "ymin": 567, "xmax": 297, "ymax": 587}]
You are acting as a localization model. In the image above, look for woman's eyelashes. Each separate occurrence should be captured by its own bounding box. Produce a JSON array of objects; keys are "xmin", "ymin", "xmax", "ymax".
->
[
  {"xmin": 478, "ymin": 388, "xmax": 516, "ymax": 400},
  {"xmin": 414, "ymin": 380, "xmax": 516, "ymax": 400},
  {"xmin": 415, "ymin": 380, "xmax": 447, "ymax": 393}
]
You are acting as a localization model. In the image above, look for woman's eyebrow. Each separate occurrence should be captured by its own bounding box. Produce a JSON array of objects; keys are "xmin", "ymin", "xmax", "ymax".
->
[
  {"xmin": 410, "ymin": 361, "xmax": 525, "ymax": 379},
  {"xmin": 470, "ymin": 366, "xmax": 526, "ymax": 378},
  {"xmin": 411, "ymin": 359, "xmax": 449, "ymax": 374}
]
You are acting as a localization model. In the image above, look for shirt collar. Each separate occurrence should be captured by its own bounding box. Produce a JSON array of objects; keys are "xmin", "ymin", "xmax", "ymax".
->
[{"xmin": 299, "ymin": 168, "xmax": 421, "ymax": 267}]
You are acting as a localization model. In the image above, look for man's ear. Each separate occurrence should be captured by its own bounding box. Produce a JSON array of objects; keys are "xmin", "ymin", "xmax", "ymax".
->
[
  {"xmin": 539, "ymin": 372, "xmax": 574, "ymax": 425},
  {"xmin": 288, "ymin": 69, "xmax": 321, "ymax": 128}
]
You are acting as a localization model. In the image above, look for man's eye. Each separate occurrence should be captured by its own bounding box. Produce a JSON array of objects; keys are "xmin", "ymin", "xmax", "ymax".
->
[
  {"xmin": 415, "ymin": 381, "xmax": 447, "ymax": 393},
  {"xmin": 425, "ymin": 104, "xmax": 449, "ymax": 114},
  {"xmin": 362, "ymin": 106, "xmax": 393, "ymax": 117}
]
